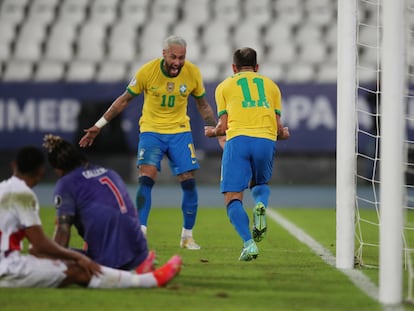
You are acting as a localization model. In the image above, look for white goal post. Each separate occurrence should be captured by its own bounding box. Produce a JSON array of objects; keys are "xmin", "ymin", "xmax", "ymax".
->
[
  {"xmin": 378, "ymin": 0, "xmax": 406, "ymax": 304},
  {"xmin": 336, "ymin": 0, "xmax": 407, "ymax": 305},
  {"xmin": 336, "ymin": 0, "xmax": 357, "ymax": 271}
]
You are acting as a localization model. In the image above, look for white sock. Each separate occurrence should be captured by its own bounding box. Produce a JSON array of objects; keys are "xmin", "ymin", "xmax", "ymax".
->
[
  {"xmin": 137, "ymin": 273, "xmax": 158, "ymax": 288},
  {"xmin": 141, "ymin": 225, "xmax": 147, "ymax": 236},
  {"xmin": 88, "ymin": 266, "xmax": 157, "ymax": 288},
  {"xmin": 181, "ymin": 228, "xmax": 193, "ymax": 238}
]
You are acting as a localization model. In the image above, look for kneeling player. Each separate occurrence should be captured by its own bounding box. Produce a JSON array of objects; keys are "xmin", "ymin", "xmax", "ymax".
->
[
  {"xmin": 43, "ymin": 134, "xmax": 155, "ymax": 273},
  {"xmin": 0, "ymin": 146, "xmax": 181, "ymax": 288}
]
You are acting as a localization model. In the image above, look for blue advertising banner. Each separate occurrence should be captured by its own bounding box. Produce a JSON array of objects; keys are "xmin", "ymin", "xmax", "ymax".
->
[{"xmin": 0, "ymin": 82, "xmax": 378, "ymax": 154}]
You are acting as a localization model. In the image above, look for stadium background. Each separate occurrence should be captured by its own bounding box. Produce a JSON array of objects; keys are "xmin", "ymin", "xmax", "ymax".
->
[{"xmin": 0, "ymin": 0, "xmax": 375, "ymax": 188}]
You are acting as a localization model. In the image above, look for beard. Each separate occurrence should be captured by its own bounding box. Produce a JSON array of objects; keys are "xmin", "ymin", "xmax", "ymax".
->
[{"xmin": 164, "ymin": 62, "xmax": 183, "ymax": 77}]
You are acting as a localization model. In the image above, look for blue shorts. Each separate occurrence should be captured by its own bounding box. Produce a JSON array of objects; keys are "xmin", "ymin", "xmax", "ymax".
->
[
  {"xmin": 220, "ymin": 136, "xmax": 276, "ymax": 193},
  {"xmin": 137, "ymin": 132, "xmax": 200, "ymax": 176}
]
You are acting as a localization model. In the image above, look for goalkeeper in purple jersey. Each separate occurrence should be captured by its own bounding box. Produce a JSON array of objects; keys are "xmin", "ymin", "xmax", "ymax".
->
[{"xmin": 43, "ymin": 134, "xmax": 155, "ymax": 273}]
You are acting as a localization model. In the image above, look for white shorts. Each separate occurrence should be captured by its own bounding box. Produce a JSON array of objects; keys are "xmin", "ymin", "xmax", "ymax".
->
[{"xmin": 0, "ymin": 251, "xmax": 67, "ymax": 288}]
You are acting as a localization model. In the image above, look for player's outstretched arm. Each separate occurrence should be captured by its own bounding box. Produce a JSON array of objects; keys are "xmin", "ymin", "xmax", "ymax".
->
[
  {"xmin": 79, "ymin": 91, "xmax": 135, "ymax": 147},
  {"xmin": 79, "ymin": 126, "xmax": 101, "ymax": 148}
]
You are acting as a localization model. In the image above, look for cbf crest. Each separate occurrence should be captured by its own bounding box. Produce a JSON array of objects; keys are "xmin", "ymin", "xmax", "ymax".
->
[
  {"xmin": 166, "ymin": 82, "xmax": 174, "ymax": 93},
  {"xmin": 179, "ymin": 84, "xmax": 187, "ymax": 96}
]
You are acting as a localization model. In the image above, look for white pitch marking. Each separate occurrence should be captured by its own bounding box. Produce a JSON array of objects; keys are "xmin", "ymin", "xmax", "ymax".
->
[{"xmin": 267, "ymin": 208, "xmax": 379, "ymax": 301}]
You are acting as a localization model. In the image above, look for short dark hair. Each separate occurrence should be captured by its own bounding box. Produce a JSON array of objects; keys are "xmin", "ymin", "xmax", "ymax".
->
[
  {"xmin": 15, "ymin": 146, "xmax": 45, "ymax": 175},
  {"xmin": 233, "ymin": 47, "xmax": 257, "ymax": 69}
]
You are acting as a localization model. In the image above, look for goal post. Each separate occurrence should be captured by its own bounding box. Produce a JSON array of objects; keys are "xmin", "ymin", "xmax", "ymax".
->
[
  {"xmin": 336, "ymin": 0, "xmax": 407, "ymax": 305},
  {"xmin": 336, "ymin": 0, "xmax": 357, "ymax": 270},
  {"xmin": 379, "ymin": 0, "xmax": 406, "ymax": 304}
]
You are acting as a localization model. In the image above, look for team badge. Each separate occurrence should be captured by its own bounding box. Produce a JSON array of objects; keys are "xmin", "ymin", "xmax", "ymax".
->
[
  {"xmin": 179, "ymin": 84, "xmax": 187, "ymax": 96},
  {"xmin": 138, "ymin": 148, "xmax": 145, "ymax": 160},
  {"xmin": 166, "ymin": 82, "xmax": 174, "ymax": 93},
  {"xmin": 54, "ymin": 195, "xmax": 62, "ymax": 208},
  {"xmin": 129, "ymin": 77, "xmax": 137, "ymax": 86}
]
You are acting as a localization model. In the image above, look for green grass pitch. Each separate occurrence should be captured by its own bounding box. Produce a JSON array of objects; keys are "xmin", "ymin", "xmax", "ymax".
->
[{"xmin": 0, "ymin": 206, "xmax": 403, "ymax": 311}]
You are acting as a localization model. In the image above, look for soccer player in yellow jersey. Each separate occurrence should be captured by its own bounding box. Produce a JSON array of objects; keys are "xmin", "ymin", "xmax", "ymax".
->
[
  {"xmin": 205, "ymin": 47, "xmax": 290, "ymax": 261},
  {"xmin": 79, "ymin": 35, "xmax": 217, "ymax": 250}
]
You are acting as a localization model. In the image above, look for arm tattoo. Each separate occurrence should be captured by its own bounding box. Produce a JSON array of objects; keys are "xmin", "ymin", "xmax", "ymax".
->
[
  {"xmin": 196, "ymin": 98, "xmax": 217, "ymax": 127},
  {"xmin": 104, "ymin": 92, "xmax": 134, "ymax": 121}
]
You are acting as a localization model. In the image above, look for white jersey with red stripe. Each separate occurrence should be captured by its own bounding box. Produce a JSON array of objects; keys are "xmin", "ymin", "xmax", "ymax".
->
[
  {"xmin": 0, "ymin": 176, "xmax": 41, "ymax": 255},
  {"xmin": 0, "ymin": 176, "xmax": 67, "ymax": 288}
]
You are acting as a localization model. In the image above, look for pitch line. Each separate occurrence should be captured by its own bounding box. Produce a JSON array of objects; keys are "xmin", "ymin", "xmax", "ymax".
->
[{"xmin": 267, "ymin": 208, "xmax": 379, "ymax": 302}]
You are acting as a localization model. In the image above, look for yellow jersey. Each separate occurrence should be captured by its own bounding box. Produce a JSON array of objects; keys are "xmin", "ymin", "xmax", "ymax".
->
[
  {"xmin": 215, "ymin": 71, "xmax": 282, "ymax": 141},
  {"xmin": 127, "ymin": 58, "xmax": 206, "ymax": 134}
]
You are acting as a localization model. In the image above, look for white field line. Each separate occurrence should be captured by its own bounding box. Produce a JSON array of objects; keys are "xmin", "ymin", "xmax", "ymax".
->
[{"xmin": 267, "ymin": 208, "xmax": 379, "ymax": 302}]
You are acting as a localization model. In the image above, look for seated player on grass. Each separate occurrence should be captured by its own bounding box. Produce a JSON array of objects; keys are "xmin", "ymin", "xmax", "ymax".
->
[
  {"xmin": 0, "ymin": 146, "xmax": 181, "ymax": 288},
  {"xmin": 42, "ymin": 134, "xmax": 156, "ymax": 274}
]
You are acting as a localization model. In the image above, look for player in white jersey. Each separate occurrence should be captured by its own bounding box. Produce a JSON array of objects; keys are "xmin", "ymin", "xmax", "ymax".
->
[{"xmin": 0, "ymin": 146, "xmax": 181, "ymax": 288}]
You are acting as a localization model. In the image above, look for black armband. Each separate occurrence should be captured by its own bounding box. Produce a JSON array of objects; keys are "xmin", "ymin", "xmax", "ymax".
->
[{"xmin": 57, "ymin": 214, "xmax": 75, "ymax": 225}]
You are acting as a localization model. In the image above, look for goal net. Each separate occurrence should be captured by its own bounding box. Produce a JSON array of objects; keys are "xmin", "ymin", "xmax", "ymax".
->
[{"xmin": 351, "ymin": 0, "xmax": 414, "ymax": 303}]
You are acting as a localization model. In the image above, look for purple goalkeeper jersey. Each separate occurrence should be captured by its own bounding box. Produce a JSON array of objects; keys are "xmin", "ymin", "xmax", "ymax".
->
[{"xmin": 53, "ymin": 163, "xmax": 148, "ymax": 269}]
